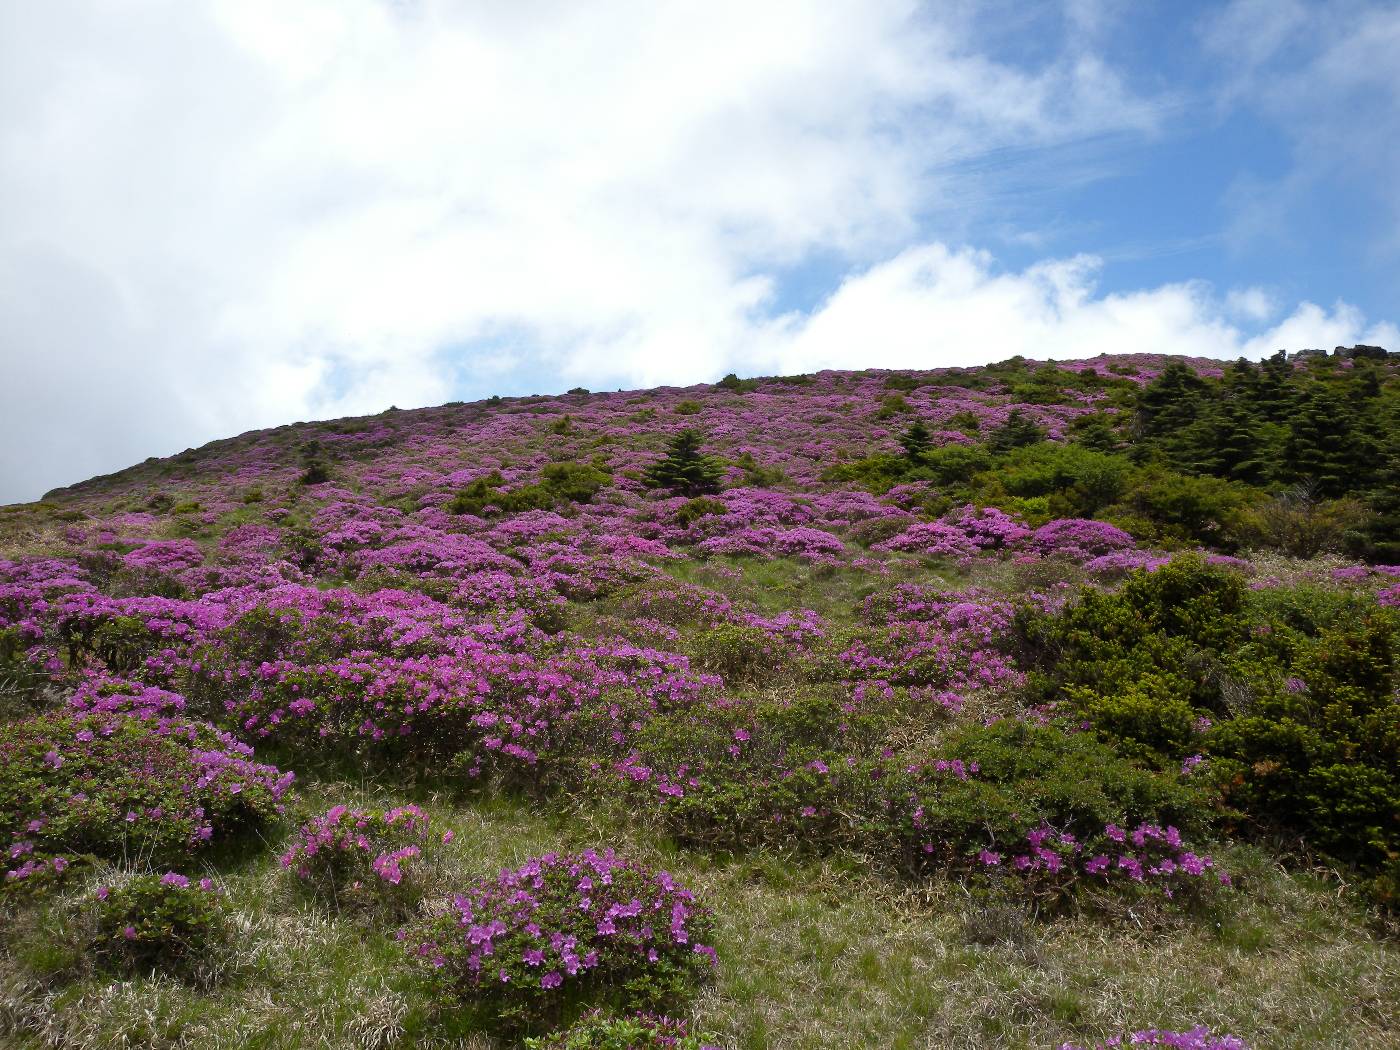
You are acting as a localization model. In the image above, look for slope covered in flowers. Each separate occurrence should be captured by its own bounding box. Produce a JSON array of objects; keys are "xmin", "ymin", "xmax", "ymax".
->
[{"xmin": 1, "ymin": 352, "xmax": 1398, "ymax": 1049}]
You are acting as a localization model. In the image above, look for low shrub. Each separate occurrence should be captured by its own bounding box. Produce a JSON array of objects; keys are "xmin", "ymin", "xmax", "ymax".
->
[
  {"xmin": 90, "ymin": 872, "xmax": 226, "ymax": 981},
  {"xmin": 279, "ymin": 804, "xmax": 435, "ymax": 917},
  {"xmin": 2, "ymin": 688, "xmax": 293, "ymax": 889},
  {"xmin": 685, "ymin": 623, "xmax": 780, "ymax": 684},
  {"xmin": 524, "ymin": 1009, "xmax": 720, "ymax": 1050},
  {"xmin": 1023, "ymin": 556, "xmax": 1400, "ymax": 905},
  {"xmin": 409, "ymin": 849, "xmax": 716, "ymax": 1034}
]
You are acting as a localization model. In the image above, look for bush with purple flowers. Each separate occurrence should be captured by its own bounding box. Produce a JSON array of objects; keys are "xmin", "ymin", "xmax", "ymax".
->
[
  {"xmin": 280, "ymin": 804, "xmax": 434, "ymax": 916},
  {"xmin": 1, "ymin": 691, "xmax": 293, "ymax": 888},
  {"xmin": 409, "ymin": 849, "xmax": 716, "ymax": 1033}
]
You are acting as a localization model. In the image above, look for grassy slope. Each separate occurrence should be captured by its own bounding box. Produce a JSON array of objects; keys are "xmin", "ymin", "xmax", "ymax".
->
[{"xmin": 3, "ymin": 559, "xmax": 1397, "ymax": 1050}]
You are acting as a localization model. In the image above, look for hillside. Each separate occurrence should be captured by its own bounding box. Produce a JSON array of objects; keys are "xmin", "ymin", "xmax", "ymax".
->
[{"xmin": 2, "ymin": 351, "xmax": 1399, "ymax": 1050}]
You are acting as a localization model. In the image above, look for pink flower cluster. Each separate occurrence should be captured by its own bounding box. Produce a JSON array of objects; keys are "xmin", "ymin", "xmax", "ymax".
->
[
  {"xmin": 977, "ymin": 823, "xmax": 1231, "ymax": 900},
  {"xmin": 279, "ymin": 804, "xmax": 434, "ymax": 906},
  {"xmin": 875, "ymin": 511, "xmax": 1135, "ymax": 564}
]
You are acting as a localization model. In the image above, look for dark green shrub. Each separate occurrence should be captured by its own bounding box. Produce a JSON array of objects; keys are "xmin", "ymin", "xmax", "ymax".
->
[
  {"xmin": 734, "ymin": 451, "xmax": 784, "ymax": 487},
  {"xmin": 643, "ymin": 431, "xmax": 724, "ymax": 497},
  {"xmin": 540, "ymin": 461, "xmax": 612, "ymax": 504},
  {"xmin": 938, "ymin": 720, "xmax": 1211, "ymax": 843},
  {"xmin": 447, "ymin": 463, "xmax": 611, "ymax": 516},
  {"xmin": 875, "ymin": 394, "xmax": 911, "ymax": 420},
  {"xmin": 716, "ymin": 372, "xmax": 758, "ymax": 393},
  {"xmin": 673, "ymin": 497, "xmax": 727, "ymax": 529},
  {"xmin": 1124, "ymin": 469, "xmax": 1256, "ymax": 546},
  {"xmin": 673, "ymin": 400, "xmax": 702, "ymax": 415},
  {"xmin": 1025, "ymin": 557, "xmax": 1400, "ymax": 904},
  {"xmin": 990, "ymin": 444, "xmax": 1129, "ymax": 518},
  {"xmin": 446, "ymin": 472, "xmax": 508, "ymax": 516}
]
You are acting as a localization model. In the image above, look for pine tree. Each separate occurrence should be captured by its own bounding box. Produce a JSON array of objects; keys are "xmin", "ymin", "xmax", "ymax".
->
[
  {"xmin": 1137, "ymin": 361, "xmax": 1209, "ymax": 439},
  {"xmin": 1280, "ymin": 387, "xmax": 1373, "ymax": 498},
  {"xmin": 988, "ymin": 409, "xmax": 1044, "ymax": 453},
  {"xmin": 1203, "ymin": 396, "xmax": 1268, "ymax": 484},
  {"xmin": 899, "ymin": 419, "xmax": 932, "ymax": 461},
  {"xmin": 643, "ymin": 429, "xmax": 724, "ymax": 496}
]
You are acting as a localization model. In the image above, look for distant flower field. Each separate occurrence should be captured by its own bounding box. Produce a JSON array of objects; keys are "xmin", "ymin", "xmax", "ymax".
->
[{"xmin": 1, "ymin": 352, "xmax": 1397, "ymax": 1048}]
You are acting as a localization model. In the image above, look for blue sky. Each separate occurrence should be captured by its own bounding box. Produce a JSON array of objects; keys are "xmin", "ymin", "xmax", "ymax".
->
[{"xmin": 2, "ymin": 0, "xmax": 1398, "ymax": 502}]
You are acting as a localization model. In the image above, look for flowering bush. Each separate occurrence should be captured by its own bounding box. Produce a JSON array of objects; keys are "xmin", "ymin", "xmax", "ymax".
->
[
  {"xmin": 1029, "ymin": 518, "xmax": 1135, "ymax": 560},
  {"xmin": 524, "ymin": 1009, "xmax": 720, "ymax": 1050},
  {"xmin": 90, "ymin": 872, "xmax": 226, "ymax": 980},
  {"xmin": 409, "ymin": 850, "xmax": 716, "ymax": 1033},
  {"xmin": 975, "ymin": 821, "xmax": 1230, "ymax": 908},
  {"xmin": 1, "ymin": 695, "xmax": 293, "ymax": 887},
  {"xmin": 280, "ymin": 804, "xmax": 434, "ymax": 916}
]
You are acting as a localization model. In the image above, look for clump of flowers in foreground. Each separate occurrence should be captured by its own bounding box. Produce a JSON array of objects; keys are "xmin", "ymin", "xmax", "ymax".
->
[
  {"xmin": 1058, "ymin": 1027, "xmax": 1249, "ymax": 1049},
  {"xmin": 280, "ymin": 804, "xmax": 435, "ymax": 916},
  {"xmin": 90, "ymin": 872, "xmax": 226, "ymax": 981},
  {"xmin": 409, "ymin": 849, "xmax": 716, "ymax": 1033},
  {"xmin": 524, "ymin": 1009, "xmax": 721, "ymax": 1050}
]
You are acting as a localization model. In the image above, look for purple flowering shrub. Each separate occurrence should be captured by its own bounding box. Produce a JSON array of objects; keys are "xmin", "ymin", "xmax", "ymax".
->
[
  {"xmin": 90, "ymin": 872, "xmax": 226, "ymax": 980},
  {"xmin": 524, "ymin": 1009, "xmax": 721, "ymax": 1050},
  {"xmin": 973, "ymin": 822, "xmax": 1230, "ymax": 910},
  {"xmin": 2, "ymin": 686, "xmax": 293, "ymax": 888},
  {"xmin": 1058, "ymin": 1027, "xmax": 1249, "ymax": 1049},
  {"xmin": 409, "ymin": 850, "xmax": 716, "ymax": 1033},
  {"xmin": 280, "ymin": 804, "xmax": 435, "ymax": 916}
]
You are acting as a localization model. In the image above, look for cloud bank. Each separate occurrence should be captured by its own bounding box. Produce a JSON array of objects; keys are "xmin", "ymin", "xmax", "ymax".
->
[{"xmin": 0, "ymin": 0, "xmax": 1395, "ymax": 501}]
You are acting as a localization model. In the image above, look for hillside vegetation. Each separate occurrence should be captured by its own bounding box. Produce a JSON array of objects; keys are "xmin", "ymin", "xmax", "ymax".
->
[{"xmin": 2, "ymin": 350, "xmax": 1398, "ymax": 1049}]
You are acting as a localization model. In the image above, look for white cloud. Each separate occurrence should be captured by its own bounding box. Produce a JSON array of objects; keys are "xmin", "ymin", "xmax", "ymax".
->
[
  {"xmin": 745, "ymin": 245, "xmax": 1397, "ymax": 375},
  {"xmin": 0, "ymin": 0, "xmax": 1393, "ymax": 502},
  {"xmin": 0, "ymin": 0, "xmax": 1170, "ymax": 500}
]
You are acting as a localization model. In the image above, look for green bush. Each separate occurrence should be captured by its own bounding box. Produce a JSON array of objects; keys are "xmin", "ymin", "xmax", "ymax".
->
[
  {"xmin": 1024, "ymin": 557, "xmax": 1400, "ymax": 904},
  {"xmin": 672, "ymin": 497, "xmax": 727, "ymax": 529},
  {"xmin": 1123, "ymin": 469, "xmax": 1256, "ymax": 546},
  {"xmin": 447, "ymin": 462, "xmax": 611, "ymax": 516},
  {"xmin": 525, "ymin": 1010, "xmax": 720, "ymax": 1049},
  {"xmin": 90, "ymin": 873, "xmax": 226, "ymax": 981},
  {"xmin": 685, "ymin": 623, "xmax": 779, "ymax": 683}
]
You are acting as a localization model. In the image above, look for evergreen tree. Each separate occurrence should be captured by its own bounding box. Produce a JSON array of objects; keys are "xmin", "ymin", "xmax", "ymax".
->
[
  {"xmin": 1203, "ymin": 396, "xmax": 1268, "ymax": 485},
  {"xmin": 899, "ymin": 419, "xmax": 932, "ymax": 461},
  {"xmin": 1280, "ymin": 387, "xmax": 1373, "ymax": 498},
  {"xmin": 1251, "ymin": 351, "xmax": 1294, "ymax": 422},
  {"xmin": 988, "ymin": 409, "xmax": 1044, "ymax": 454},
  {"xmin": 1137, "ymin": 361, "xmax": 1208, "ymax": 440},
  {"xmin": 298, "ymin": 440, "xmax": 331, "ymax": 486},
  {"xmin": 643, "ymin": 429, "xmax": 724, "ymax": 496}
]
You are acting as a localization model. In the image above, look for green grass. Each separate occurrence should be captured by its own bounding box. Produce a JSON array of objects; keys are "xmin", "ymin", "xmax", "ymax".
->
[{"xmin": 4, "ymin": 777, "xmax": 1396, "ymax": 1050}]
